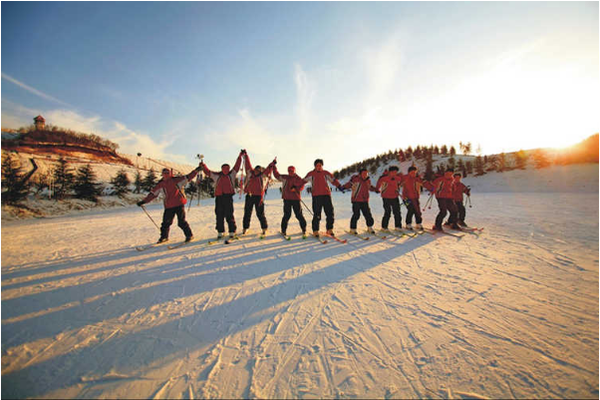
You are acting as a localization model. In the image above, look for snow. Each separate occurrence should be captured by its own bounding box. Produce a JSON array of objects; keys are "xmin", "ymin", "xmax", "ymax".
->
[{"xmin": 1, "ymin": 164, "xmax": 598, "ymax": 398}]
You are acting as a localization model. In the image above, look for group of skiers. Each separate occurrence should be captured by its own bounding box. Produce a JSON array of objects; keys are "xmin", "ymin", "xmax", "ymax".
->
[{"xmin": 137, "ymin": 149, "xmax": 471, "ymax": 243}]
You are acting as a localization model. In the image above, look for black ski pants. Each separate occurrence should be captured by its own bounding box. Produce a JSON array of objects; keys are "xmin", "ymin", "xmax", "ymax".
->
[
  {"xmin": 161, "ymin": 205, "xmax": 193, "ymax": 240},
  {"xmin": 312, "ymin": 195, "xmax": 335, "ymax": 232},
  {"xmin": 435, "ymin": 198, "xmax": 458, "ymax": 229},
  {"xmin": 281, "ymin": 199, "xmax": 307, "ymax": 233},
  {"xmin": 215, "ymin": 194, "xmax": 237, "ymax": 233},
  {"xmin": 351, "ymin": 202, "xmax": 374, "ymax": 229},
  {"xmin": 405, "ymin": 198, "xmax": 423, "ymax": 225},
  {"xmin": 243, "ymin": 195, "xmax": 268, "ymax": 230},
  {"xmin": 448, "ymin": 200, "xmax": 466, "ymax": 224},
  {"xmin": 381, "ymin": 198, "xmax": 402, "ymax": 229}
]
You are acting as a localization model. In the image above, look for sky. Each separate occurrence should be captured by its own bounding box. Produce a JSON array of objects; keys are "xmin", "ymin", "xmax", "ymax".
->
[{"xmin": 1, "ymin": 2, "xmax": 598, "ymax": 173}]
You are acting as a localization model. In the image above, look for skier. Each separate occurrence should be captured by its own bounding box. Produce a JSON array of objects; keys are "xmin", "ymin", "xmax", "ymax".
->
[
  {"xmin": 200, "ymin": 150, "xmax": 245, "ymax": 239},
  {"xmin": 426, "ymin": 168, "xmax": 460, "ymax": 231},
  {"xmin": 137, "ymin": 166, "xmax": 201, "ymax": 243},
  {"xmin": 342, "ymin": 168, "xmax": 379, "ymax": 234},
  {"xmin": 303, "ymin": 159, "xmax": 345, "ymax": 237},
  {"xmin": 375, "ymin": 166, "xmax": 403, "ymax": 231},
  {"xmin": 242, "ymin": 153, "xmax": 275, "ymax": 235},
  {"xmin": 401, "ymin": 166, "xmax": 426, "ymax": 230},
  {"xmin": 272, "ymin": 164, "xmax": 307, "ymax": 236},
  {"xmin": 445, "ymin": 173, "xmax": 471, "ymax": 227}
]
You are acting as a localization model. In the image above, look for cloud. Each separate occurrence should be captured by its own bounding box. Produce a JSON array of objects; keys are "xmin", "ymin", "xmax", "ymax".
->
[
  {"xmin": 1, "ymin": 73, "xmax": 72, "ymax": 107},
  {"xmin": 0, "ymin": 101, "xmax": 190, "ymax": 164},
  {"xmin": 294, "ymin": 64, "xmax": 316, "ymax": 136}
]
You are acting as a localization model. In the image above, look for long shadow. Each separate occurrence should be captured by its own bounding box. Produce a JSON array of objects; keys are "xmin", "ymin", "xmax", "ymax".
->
[
  {"xmin": 2, "ymin": 234, "xmax": 397, "ymax": 349},
  {"xmin": 1, "ymin": 235, "xmax": 435, "ymax": 398},
  {"xmin": 1, "ymin": 234, "xmax": 315, "ymax": 292}
]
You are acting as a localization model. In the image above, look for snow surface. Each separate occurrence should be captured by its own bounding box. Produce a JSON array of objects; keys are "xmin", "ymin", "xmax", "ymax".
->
[{"xmin": 1, "ymin": 165, "xmax": 598, "ymax": 399}]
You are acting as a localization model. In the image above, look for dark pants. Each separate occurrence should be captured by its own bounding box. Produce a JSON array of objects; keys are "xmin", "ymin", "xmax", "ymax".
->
[
  {"xmin": 312, "ymin": 195, "xmax": 334, "ymax": 232},
  {"xmin": 351, "ymin": 202, "xmax": 374, "ymax": 229},
  {"xmin": 405, "ymin": 198, "xmax": 423, "ymax": 225},
  {"xmin": 215, "ymin": 194, "xmax": 236, "ymax": 233},
  {"xmin": 381, "ymin": 198, "xmax": 401, "ymax": 229},
  {"xmin": 161, "ymin": 205, "xmax": 193, "ymax": 239},
  {"xmin": 435, "ymin": 198, "xmax": 458, "ymax": 229},
  {"xmin": 281, "ymin": 199, "xmax": 307, "ymax": 233},
  {"xmin": 448, "ymin": 201, "xmax": 466, "ymax": 224},
  {"xmin": 243, "ymin": 195, "xmax": 268, "ymax": 230}
]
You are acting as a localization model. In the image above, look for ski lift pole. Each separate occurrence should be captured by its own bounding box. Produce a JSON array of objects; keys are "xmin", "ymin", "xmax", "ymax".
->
[{"xmin": 140, "ymin": 204, "xmax": 160, "ymax": 231}]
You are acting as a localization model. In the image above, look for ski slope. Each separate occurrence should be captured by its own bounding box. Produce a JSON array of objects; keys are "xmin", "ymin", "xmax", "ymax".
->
[{"xmin": 1, "ymin": 166, "xmax": 598, "ymax": 399}]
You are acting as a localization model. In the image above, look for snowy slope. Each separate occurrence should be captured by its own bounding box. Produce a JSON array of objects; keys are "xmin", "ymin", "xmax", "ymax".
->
[{"xmin": 1, "ymin": 166, "xmax": 598, "ymax": 399}]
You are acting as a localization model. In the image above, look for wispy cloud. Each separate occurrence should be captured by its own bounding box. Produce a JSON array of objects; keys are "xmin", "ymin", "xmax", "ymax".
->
[
  {"xmin": 294, "ymin": 64, "xmax": 316, "ymax": 137},
  {"xmin": 1, "ymin": 73, "xmax": 72, "ymax": 107}
]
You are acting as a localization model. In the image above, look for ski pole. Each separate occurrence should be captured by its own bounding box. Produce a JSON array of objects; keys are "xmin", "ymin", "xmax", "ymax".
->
[
  {"xmin": 423, "ymin": 193, "xmax": 434, "ymax": 211},
  {"xmin": 140, "ymin": 204, "xmax": 160, "ymax": 231},
  {"xmin": 300, "ymin": 198, "xmax": 314, "ymax": 216},
  {"xmin": 467, "ymin": 194, "xmax": 472, "ymax": 208}
]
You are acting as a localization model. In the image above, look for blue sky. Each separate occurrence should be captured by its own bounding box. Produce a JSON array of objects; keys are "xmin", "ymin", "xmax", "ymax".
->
[{"xmin": 2, "ymin": 2, "xmax": 598, "ymax": 173}]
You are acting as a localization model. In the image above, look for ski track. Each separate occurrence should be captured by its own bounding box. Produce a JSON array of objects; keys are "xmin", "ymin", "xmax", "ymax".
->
[{"xmin": 1, "ymin": 192, "xmax": 598, "ymax": 399}]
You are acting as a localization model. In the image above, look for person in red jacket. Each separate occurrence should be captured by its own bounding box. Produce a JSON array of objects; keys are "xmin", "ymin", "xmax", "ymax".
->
[
  {"xmin": 137, "ymin": 166, "xmax": 201, "ymax": 243},
  {"xmin": 273, "ymin": 164, "xmax": 307, "ymax": 236},
  {"xmin": 303, "ymin": 159, "xmax": 345, "ymax": 237},
  {"xmin": 445, "ymin": 173, "xmax": 471, "ymax": 227},
  {"xmin": 342, "ymin": 168, "xmax": 379, "ymax": 234},
  {"xmin": 375, "ymin": 166, "xmax": 403, "ymax": 231},
  {"xmin": 425, "ymin": 168, "xmax": 460, "ymax": 231},
  {"xmin": 401, "ymin": 166, "xmax": 426, "ymax": 230},
  {"xmin": 242, "ymin": 153, "xmax": 275, "ymax": 235},
  {"xmin": 201, "ymin": 150, "xmax": 244, "ymax": 238}
]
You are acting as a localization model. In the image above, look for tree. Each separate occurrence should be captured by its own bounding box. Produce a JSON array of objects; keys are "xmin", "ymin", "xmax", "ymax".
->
[
  {"xmin": 449, "ymin": 146, "xmax": 456, "ymax": 157},
  {"xmin": 465, "ymin": 160, "xmax": 474, "ymax": 176},
  {"xmin": 424, "ymin": 154, "xmax": 435, "ymax": 181},
  {"xmin": 447, "ymin": 156, "xmax": 456, "ymax": 169},
  {"xmin": 74, "ymin": 164, "xmax": 101, "ymax": 202},
  {"xmin": 459, "ymin": 141, "xmax": 472, "ymax": 155},
  {"xmin": 111, "ymin": 169, "xmax": 131, "ymax": 197},
  {"xmin": 133, "ymin": 170, "xmax": 143, "ymax": 193},
  {"xmin": 457, "ymin": 158, "xmax": 466, "ymax": 177},
  {"xmin": 532, "ymin": 149, "xmax": 550, "ymax": 169},
  {"xmin": 1, "ymin": 154, "xmax": 30, "ymax": 205},
  {"xmin": 496, "ymin": 153, "xmax": 507, "ymax": 172},
  {"xmin": 405, "ymin": 146, "xmax": 413, "ymax": 159},
  {"xmin": 440, "ymin": 145, "xmax": 448, "ymax": 155},
  {"xmin": 52, "ymin": 157, "xmax": 74, "ymax": 200},
  {"xmin": 474, "ymin": 156, "xmax": 485, "ymax": 176},
  {"xmin": 515, "ymin": 150, "xmax": 527, "ymax": 170},
  {"xmin": 397, "ymin": 149, "xmax": 405, "ymax": 162},
  {"xmin": 142, "ymin": 169, "xmax": 158, "ymax": 192}
]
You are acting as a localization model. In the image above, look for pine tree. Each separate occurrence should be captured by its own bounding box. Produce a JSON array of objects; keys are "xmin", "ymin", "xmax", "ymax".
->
[
  {"xmin": 457, "ymin": 158, "xmax": 466, "ymax": 177},
  {"xmin": 515, "ymin": 150, "xmax": 527, "ymax": 169},
  {"xmin": 532, "ymin": 149, "xmax": 550, "ymax": 169},
  {"xmin": 74, "ymin": 164, "xmax": 101, "ymax": 202},
  {"xmin": 397, "ymin": 150, "xmax": 405, "ymax": 162},
  {"xmin": 496, "ymin": 153, "xmax": 507, "ymax": 172},
  {"xmin": 111, "ymin": 169, "xmax": 131, "ymax": 197},
  {"xmin": 449, "ymin": 146, "xmax": 456, "ymax": 157},
  {"xmin": 474, "ymin": 156, "xmax": 485, "ymax": 176},
  {"xmin": 142, "ymin": 169, "xmax": 158, "ymax": 192},
  {"xmin": 440, "ymin": 145, "xmax": 448, "ymax": 156},
  {"xmin": 1, "ymin": 154, "xmax": 30, "ymax": 205},
  {"xmin": 133, "ymin": 170, "xmax": 143, "ymax": 193},
  {"xmin": 466, "ymin": 160, "xmax": 474, "ymax": 175},
  {"xmin": 424, "ymin": 155, "xmax": 435, "ymax": 181},
  {"xmin": 52, "ymin": 157, "xmax": 74, "ymax": 200}
]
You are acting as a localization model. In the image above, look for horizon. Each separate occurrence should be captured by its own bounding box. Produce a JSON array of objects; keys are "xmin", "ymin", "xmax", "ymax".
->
[{"xmin": 2, "ymin": 2, "xmax": 598, "ymax": 173}]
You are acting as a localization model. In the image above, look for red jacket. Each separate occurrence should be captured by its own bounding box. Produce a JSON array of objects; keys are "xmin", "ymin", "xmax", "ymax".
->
[
  {"xmin": 243, "ymin": 156, "xmax": 274, "ymax": 197},
  {"xmin": 303, "ymin": 170, "xmax": 341, "ymax": 197},
  {"xmin": 452, "ymin": 181, "xmax": 470, "ymax": 201},
  {"xmin": 428, "ymin": 175, "xmax": 455, "ymax": 199},
  {"xmin": 201, "ymin": 155, "xmax": 243, "ymax": 196},
  {"xmin": 142, "ymin": 168, "xmax": 199, "ymax": 209},
  {"xmin": 342, "ymin": 174, "xmax": 377, "ymax": 203},
  {"xmin": 376, "ymin": 174, "xmax": 404, "ymax": 199},
  {"xmin": 273, "ymin": 166, "xmax": 306, "ymax": 201},
  {"xmin": 401, "ymin": 175, "xmax": 425, "ymax": 200}
]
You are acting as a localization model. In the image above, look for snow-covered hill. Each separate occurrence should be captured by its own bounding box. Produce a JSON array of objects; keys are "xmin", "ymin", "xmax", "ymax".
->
[{"xmin": 1, "ymin": 162, "xmax": 598, "ymax": 398}]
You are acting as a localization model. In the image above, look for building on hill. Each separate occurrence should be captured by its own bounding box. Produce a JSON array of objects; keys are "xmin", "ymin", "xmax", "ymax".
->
[{"xmin": 34, "ymin": 115, "xmax": 46, "ymax": 130}]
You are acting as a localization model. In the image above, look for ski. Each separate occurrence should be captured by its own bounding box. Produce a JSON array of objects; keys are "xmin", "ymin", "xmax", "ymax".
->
[
  {"xmin": 346, "ymin": 231, "xmax": 370, "ymax": 240},
  {"xmin": 381, "ymin": 229, "xmax": 406, "ymax": 238},
  {"xmin": 168, "ymin": 238, "xmax": 195, "ymax": 250},
  {"xmin": 323, "ymin": 233, "xmax": 347, "ymax": 244},
  {"xmin": 400, "ymin": 229, "xmax": 422, "ymax": 238},
  {"xmin": 224, "ymin": 235, "xmax": 241, "ymax": 245},
  {"xmin": 279, "ymin": 232, "xmax": 292, "ymax": 241},
  {"xmin": 208, "ymin": 236, "xmax": 225, "ymax": 245},
  {"xmin": 311, "ymin": 233, "xmax": 328, "ymax": 244},
  {"xmin": 423, "ymin": 228, "xmax": 465, "ymax": 239},
  {"xmin": 364, "ymin": 230, "xmax": 386, "ymax": 240},
  {"xmin": 136, "ymin": 242, "xmax": 168, "ymax": 251}
]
